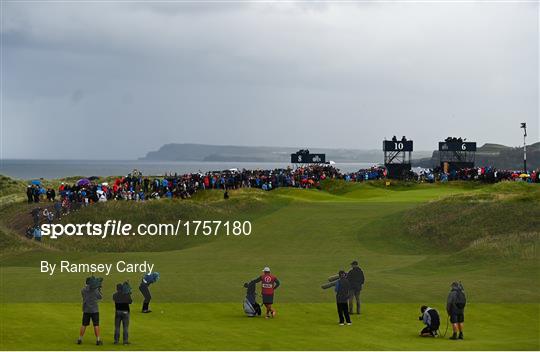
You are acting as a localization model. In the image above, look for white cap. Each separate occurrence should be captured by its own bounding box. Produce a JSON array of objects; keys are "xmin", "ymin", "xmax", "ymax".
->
[{"xmin": 263, "ymin": 267, "xmax": 270, "ymax": 272}]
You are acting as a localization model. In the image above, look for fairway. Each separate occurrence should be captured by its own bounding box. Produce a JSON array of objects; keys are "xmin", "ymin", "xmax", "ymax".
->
[
  {"xmin": 1, "ymin": 181, "xmax": 539, "ymax": 350},
  {"xmin": 1, "ymin": 303, "xmax": 538, "ymax": 350}
]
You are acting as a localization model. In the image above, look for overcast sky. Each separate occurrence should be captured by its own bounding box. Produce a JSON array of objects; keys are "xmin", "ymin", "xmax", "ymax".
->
[{"xmin": 1, "ymin": 1, "xmax": 538, "ymax": 159}]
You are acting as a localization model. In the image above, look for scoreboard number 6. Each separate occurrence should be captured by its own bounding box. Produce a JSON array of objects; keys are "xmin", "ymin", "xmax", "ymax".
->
[{"xmin": 461, "ymin": 143, "xmax": 467, "ymax": 150}]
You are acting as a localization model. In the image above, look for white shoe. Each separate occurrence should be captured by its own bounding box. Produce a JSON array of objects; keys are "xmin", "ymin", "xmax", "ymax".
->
[
  {"xmin": 339, "ymin": 323, "xmax": 345, "ymax": 326},
  {"xmin": 347, "ymin": 322, "xmax": 352, "ymax": 326}
]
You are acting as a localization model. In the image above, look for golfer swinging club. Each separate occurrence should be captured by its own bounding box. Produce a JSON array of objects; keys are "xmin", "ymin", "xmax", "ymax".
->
[
  {"xmin": 249, "ymin": 267, "xmax": 280, "ymax": 318},
  {"xmin": 139, "ymin": 272, "xmax": 159, "ymax": 313}
]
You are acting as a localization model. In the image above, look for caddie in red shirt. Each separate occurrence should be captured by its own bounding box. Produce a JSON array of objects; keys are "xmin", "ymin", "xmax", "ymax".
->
[{"xmin": 249, "ymin": 267, "xmax": 280, "ymax": 318}]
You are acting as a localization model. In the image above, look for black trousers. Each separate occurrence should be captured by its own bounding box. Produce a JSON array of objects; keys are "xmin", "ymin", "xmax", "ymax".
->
[
  {"xmin": 337, "ymin": 302, "xmax": 351, "ymax": 324},
  {"xmin": 421, "ymin": 326, "xmax": 437, "ymax": 336},
  {"xmin": 139, "ymin": 284, "xmax": 151, "ymax": 311}
]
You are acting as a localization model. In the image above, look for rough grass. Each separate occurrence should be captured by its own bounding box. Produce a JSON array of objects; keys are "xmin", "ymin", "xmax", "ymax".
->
[
  {"xmin": 401, "ymin": 184, "xmax": 540, "ymax": 251},
  {"xmin": 462, "ymin": 232, "xmax": 538, "ymax": 260},
  {"xmin": 0, "ymin": 174, "xmax": 27, "ymax": 197},
  {"xmin": 0, "ymin": 224, "xmax": 44, "ymax": 254},
  {"xmin": 0, "ymin": 174, "xmax": 27, "ymax": 206}
]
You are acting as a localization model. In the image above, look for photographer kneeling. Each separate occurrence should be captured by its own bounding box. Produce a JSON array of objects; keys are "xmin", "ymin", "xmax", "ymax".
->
[{"xmin": 419, "ymin": 305, "xmax": 440, "ymax": 337}]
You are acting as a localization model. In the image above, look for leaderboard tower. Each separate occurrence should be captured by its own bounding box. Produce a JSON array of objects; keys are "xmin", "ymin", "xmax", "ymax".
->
[
  {"xmin": 438, "ymin": 137, "xmax": 477, "ymax": 172},
  {"xmin": 290, "ymin": 149, "xmax": 326, "ymax": 165},
  {"xmin": 383, "ymin": 136, "xmax": 413, "ymax": 179}
]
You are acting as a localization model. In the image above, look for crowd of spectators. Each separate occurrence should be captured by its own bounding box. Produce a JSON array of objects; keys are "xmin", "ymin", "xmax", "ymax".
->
[
  {"xmin": 25, "ymin": 165, "xmax": 351, "ymax": 210},
  {"xmin": 415, "ymin": 166, "xmax": 540, "ymax": 183},
  {"xmin": 22, "ymin": 164, "xmax": 538, "ymax": 241},
  {"xmin": 25, "ymin": 164, "xmax": 538, "ymax": 209}
]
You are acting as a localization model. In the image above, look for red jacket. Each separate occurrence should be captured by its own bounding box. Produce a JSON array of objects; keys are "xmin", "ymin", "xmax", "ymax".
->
[{"xmin": 261, "ymin": 274, "xmax": 278, "ymax": 295}]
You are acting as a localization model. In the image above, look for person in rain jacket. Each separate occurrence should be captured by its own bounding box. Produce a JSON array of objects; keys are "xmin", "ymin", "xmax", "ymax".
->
[{"xmin": 447, "ymin": 282, "xmax": 466, "ymax": 340}]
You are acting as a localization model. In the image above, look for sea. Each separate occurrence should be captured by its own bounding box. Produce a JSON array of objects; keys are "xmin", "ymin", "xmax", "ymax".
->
[{"xmin": 0, "ymin": 160, "xmax": 378, "ymax": 180}]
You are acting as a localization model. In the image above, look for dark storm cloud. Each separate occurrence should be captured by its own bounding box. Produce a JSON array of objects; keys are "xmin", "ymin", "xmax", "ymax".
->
[{"xmin": 1, "ymin": 2, "xmax": 538, "ymax": 159}]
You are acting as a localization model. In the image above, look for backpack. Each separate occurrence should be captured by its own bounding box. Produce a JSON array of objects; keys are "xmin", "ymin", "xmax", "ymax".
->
[
  {"xmin": 427, "ymin": 309, "xmax": 440, "ymax": 330},
  {"xmin": 455, "ymin": 289, "xmax": 467, "ymax": 309},
  {"xmin": 25, "ymin": 227, "xmax": 34, "ymax": 239}
]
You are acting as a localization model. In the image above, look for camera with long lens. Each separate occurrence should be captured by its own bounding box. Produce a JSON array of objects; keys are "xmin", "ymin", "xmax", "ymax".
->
[{"xmin": 86, "ymin": 276, "xmax": 103, "ymax": 290}]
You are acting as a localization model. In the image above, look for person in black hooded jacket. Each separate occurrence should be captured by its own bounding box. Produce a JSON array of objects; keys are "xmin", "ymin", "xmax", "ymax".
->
[
  {"xmin": 113, "ymin": 283, "xmax": 132, "ymax": 345},
  {"xmin": 347, "ymin": 260, "xmax": 365, "ymax": 314}
]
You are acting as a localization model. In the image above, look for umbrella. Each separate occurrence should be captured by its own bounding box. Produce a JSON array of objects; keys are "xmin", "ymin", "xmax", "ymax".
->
[
  {"xmin": 519, "ymin": 174, "xmax": 530, "ymax": 178},
  {"xmin": 30, "ymin": 180, "xmax": 41, "ymax": 186},
  {"xmin": 77, "ymin": 178, "xmax": 91, "ymax": 186}
]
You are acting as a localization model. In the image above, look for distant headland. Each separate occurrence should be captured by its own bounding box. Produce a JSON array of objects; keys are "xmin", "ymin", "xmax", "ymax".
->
[{"xmin": 139, "ymin": 142, "xmax": 539, "ymax": 169}]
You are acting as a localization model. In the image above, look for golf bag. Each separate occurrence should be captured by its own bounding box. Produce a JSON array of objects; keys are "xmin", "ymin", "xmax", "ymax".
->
[
  {"xmin": 243, "ymin": 281, "xmax": 261, "ymax": 317},
  {"xmin": 243, "ymin": 298, "xmax": 261, "ymax": 317},
  {"xmin": 25, "ymin": 226, "xmax": 35, "ymax": 239}
]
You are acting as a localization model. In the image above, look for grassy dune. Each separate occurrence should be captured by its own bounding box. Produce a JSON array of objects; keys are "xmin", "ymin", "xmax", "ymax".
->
[{"xmin": 0, "ymin": 178, "xmax": 538, "ymax": 350}]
